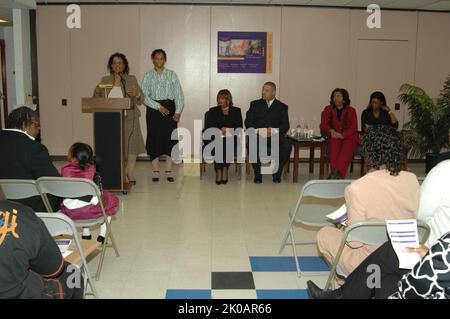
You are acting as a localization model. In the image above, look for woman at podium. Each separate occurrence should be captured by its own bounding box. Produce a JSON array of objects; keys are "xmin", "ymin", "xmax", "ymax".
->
[
  {"xmin": 141, "ymin": 49, "xmax": 185, "ymax": 183},
  {"xmin": 94, "ymin": 52, "xmax": 145, "ymax": 185}
]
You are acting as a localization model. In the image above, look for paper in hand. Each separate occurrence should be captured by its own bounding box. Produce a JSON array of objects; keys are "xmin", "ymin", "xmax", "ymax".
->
[
  {"xmin": 386, "ymin": 219, "xmax": 421, "ymax": 269},
  {"xmin": 326, "ymin": 204, "xmax": 348, "ymax": 225}
]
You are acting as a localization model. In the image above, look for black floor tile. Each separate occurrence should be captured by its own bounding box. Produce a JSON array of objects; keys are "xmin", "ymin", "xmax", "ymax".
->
[{"xmin": 211, "ymin": 272, "xmax": 255, "ymax": 289}]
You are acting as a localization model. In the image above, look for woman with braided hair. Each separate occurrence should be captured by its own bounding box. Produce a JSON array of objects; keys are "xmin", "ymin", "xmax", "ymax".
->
[
  {"xmin": 320, "ymin": 88, "xmax": 360, "ymax": 179},
  {"xmin": 316, "ymin": 125, "xmax": 420, "ymax": 275}
]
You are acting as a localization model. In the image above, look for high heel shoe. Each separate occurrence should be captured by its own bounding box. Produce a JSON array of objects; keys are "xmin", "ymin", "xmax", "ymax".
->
[
  {"xmin": 221, "ymin": 168, "xmax": 228, "ymax": 184},
  {"xmin": 127, "ymin": 174, "xmax": 136, "ymax": 185},
  {"xmin": 165, "ymin": 171, "xmax": 174, "ymax": 182},
  {"xmin": 152, "ymin": 170, "xmax": 160, "ymax": 182}
]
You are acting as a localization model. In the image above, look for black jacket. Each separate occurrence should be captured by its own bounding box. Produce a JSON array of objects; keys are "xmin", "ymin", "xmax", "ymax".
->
[
  {"xmin": 245, "ymin": 98, "xmax": 289, "ymax": 135},
  {"xmin": 206, "ymin": 106, "xmax": 243, "ymax": 131},
  {"xmin": 0, "ymin": 130, "xmax": 61, "ymax": 211}
]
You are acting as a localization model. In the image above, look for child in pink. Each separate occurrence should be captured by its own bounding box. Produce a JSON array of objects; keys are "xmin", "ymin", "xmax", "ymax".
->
[{"xmin": 60, "ymin": 142, "xmax": 119, "ymax": 243}]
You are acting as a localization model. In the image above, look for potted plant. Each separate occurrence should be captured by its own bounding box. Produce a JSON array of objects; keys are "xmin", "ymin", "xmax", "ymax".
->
[{"xmin": 399, "ymin": 74, "xmax": 450, "ymax": 172}]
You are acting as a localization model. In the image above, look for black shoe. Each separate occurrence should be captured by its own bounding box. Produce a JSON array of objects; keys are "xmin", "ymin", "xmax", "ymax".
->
[
  {"xmin": 165, "ymin": 171, "xmax": 174, "ymax": 182},
  {"xmin": 152, "ymin": 171, "xmax": 160, "ymax": 182},
  {"xmin": 273, "ymin": 177, "xmax": 281, "ymax": 183},
  {"xmin": 254, "ymin": 177, "xmax": 262, "ymax": 184},
  {"xmin": 306, "ymin": 280, "xmax": 343, "ymax": 299},
  {"xmin": 215, "ymin": 180, "xmax": 221, "ymax": 185},
  {"xmin": 327, "ymin": 171, "xmax": 339, "ymax": 180},
  {"xmin": 82, "ymin": 235, "xmax": 92, "ymax": 240},
  {"xmin": 97, "ymin": 236, "xmax": 105, "ymax": 244},
  {"xmin": 221, "ymin": 180, "xmax": 228, "ymax": 185}
]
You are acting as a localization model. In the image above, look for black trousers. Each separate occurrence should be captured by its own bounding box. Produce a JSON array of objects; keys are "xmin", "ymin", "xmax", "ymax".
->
[
  {"xmin": 213, "ymin": 137, "xmax": 239, "ymax": 172},
  {"xmin": 146, "ymin": 100, "xmax": 178, "ymax": 161},
  {"xmin": 342, "ymin": 241, "xmax": 408, "ymax": 299},
  {"xmin": 250, "ymin": 135, "xmax": 292, "ymax": 179}
]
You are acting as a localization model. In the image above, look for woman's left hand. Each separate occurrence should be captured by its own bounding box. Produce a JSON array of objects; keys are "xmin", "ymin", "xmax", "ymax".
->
[
  {"xmin": 173, "ymin": 113, "xmax": 181, "ymax": 122},
  {"xmin": 406, "ymin": 244, "xmax": 429, "ymax": 258},
  {"xmin": 382, "ymin": 105, "xmax": 391, "ymax": 113}
]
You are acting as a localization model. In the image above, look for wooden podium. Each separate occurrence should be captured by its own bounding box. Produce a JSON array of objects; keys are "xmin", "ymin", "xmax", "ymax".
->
[{"xmin": 82, "ymin": 97, "xmax": 131, "ymax": 194}]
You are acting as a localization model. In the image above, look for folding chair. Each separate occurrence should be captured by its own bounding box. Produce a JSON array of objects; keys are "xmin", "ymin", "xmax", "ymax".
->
[
  {"xmin": 36, "ymin": 176, "xmax": 120, "ymax": 281},
  {"xmin": 0, "ymin": 179, "xmax": 39, "ymax": 199},
  {"xmin": 36, "ymin": 212, "xmax": 99, "ymax": 299},
  {"xmin": 324, "ymin": 219, "xmax": 431, "ymax": 289},
  {"xmin": 279, "ymin": 179, "xmax": 354, "ymax": 277}
]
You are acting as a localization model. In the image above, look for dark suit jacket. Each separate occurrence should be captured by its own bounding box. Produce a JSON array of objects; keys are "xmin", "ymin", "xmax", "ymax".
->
[
  {"xmin": 206, "ymin": 106, "xmax": 243, "ymax": 131},
  {"xmin": 245, "ymin": 98, "xmax": 289, "ymax": 135},
  {"xmin": 0, "ymin": 130, "xmax": 61, "ymax": 212}
]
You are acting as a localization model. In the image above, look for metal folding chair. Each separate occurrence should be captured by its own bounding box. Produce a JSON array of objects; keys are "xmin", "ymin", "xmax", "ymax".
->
[
  {"xmin": 324, "ymin": 219, "xmax": 431, "ymax": 289},
  {"xmin": 0, "ymin": 179, "xmax": 39, "ymax": 199},
  {"xmin": 36, "ymin": 212, "xmax": 99, "ymax": 299},
  {"xmin": 279, "ymin": 179, "xmax": 354, "ymax": 277},
  {"xmin": 36, "ymin": 176, "xmax": 120, "ymax": 280}
]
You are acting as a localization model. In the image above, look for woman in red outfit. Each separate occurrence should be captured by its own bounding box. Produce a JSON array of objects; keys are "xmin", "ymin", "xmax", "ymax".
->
[{"xmin": 320, "ymin": 88, "xmax": 360, "ymax": 179}]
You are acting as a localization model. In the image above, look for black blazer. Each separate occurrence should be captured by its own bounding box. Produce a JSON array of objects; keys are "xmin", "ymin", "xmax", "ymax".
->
[
  {"xmin": 245, "ymin": 98, "xmax": 289, "ymax": 135},
  {"xmin": 206, "ymin": 106, "xmax": 243, "ymax": 131},
  {"xmin": 0, "ymin": 130, "xmax": 61, "ymax": 212}
]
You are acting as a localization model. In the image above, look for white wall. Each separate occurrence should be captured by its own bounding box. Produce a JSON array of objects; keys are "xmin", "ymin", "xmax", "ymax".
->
[
  {"xmin": 35, "ymin": 5, "xmax": 450, "ymax": 156},
  {"xmin": 0, "ymin": 26, "xmax": 17, "ymax": 113},
  {"xmin": 13, "ymin": 8, "xmax": 32, "ymax": 107}
]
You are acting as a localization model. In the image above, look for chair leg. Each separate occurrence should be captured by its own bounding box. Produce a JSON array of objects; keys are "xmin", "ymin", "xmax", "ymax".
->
[
  {"xmin": 290, "ymin": 229, "xmax": 302, "ymax": 277},
  {"xmin": 236, "ymin": 163, "xmax": 242, "ymax": 179},
  {"xmin": 283, "ymin": 162, "xmax": 289, "ymax": 180},
  {"xmin": 83, "ymin": 264, "xmax": 99, "ymax": 298},
  {"xmin": 95, "ymin": 220, "xmax": 120, "ymax": 281}
]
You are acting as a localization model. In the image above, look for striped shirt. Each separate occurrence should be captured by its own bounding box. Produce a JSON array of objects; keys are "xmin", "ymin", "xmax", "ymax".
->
[{"xmin": 141, "ymin": 68, "xmax": 184, "ymax": 113}]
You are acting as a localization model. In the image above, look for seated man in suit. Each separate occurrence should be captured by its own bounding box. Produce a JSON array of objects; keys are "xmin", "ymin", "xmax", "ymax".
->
[
  {"xmin": 0, "ymin": 106, "xmax": 60, "ymax": 211},
  {"xmin": 245, "ymin": 82, "xmax": 291, "ymax": 183}
]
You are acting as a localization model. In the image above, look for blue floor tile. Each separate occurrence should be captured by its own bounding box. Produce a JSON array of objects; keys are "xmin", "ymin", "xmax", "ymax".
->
[
  {"xmin": 256, "ymin": 289, "xmax": 310, "ymax": 299},
  {"xmin": 250, "ymin": 256, "xmax": 329, "ymax": 272},
  {"xmin": 165, "ymin": 289, "xmax": 212, "ymax": 299}
]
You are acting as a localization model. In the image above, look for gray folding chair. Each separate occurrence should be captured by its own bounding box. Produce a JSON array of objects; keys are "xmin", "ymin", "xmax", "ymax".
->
[
  {"xmin": 279, "ymin": 179, "xmax": 354, "ymax": 277},
  {"xmin": 36, "ymin": 212, "xmax": 99, "ymax": 299},
  {"xmin": 324, "ymin": 219, "xmax": 431, "ymax": 289},
  {"xmin": 36, "ymin": 176, "xmax": 120, "ymax": 280},
  {"xmin": 0, "ymin": 179, "xmax": 39, "ymax": 199}
]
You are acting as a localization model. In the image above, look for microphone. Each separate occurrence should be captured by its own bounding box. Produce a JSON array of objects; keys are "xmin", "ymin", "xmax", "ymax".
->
[{"xmin": 119, "ymin": 72, "xmax": 128, "ymax": 97}]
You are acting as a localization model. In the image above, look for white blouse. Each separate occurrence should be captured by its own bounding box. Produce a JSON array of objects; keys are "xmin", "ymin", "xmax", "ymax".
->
[
  {"xmin": 417, "ymin": 160, "xmax": 450, "ymax": 246},
  {"xmin": 108, "ymin": 85, "xmax": 123, "ymax": 98}
]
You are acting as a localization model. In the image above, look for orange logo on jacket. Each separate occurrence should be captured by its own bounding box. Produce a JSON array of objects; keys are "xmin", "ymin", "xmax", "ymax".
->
[{"xmin": 0, "ymin": 209, "xmax": 19, "ymax": 246}]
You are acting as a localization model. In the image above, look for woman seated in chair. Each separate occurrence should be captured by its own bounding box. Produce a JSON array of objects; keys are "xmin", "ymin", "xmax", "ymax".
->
[
  {"xmin": 361, "ymin": 91, "xmax": 399, "ymax": 132},
  {"xmin": 308, "ymin": 160, "xmax": 450, "ymax": 299},
  {"xmin": 204, "ymin": 89, "xmax": 243, "ymax": 185},
  {"xmin": 317, "ymin": 125, "xmax": 420, "ymax": 275},
  {"xmin": 320, "ymin": 88, "xmax": 360, "ymax": 179},
  {"xmin": 60, "ymin": 142, "xmax": 119, "ymax": 244}
]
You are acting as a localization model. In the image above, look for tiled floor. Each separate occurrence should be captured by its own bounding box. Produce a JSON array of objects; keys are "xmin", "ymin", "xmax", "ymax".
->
[{"xmin": 55, "ymin": 161, "xmax": 425, "ymax": 299}]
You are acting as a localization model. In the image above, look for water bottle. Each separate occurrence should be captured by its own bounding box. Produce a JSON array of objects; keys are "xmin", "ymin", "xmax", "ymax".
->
[{"xmin": 296, "ymin": 124, "xmax": 302, "ymax": 138}]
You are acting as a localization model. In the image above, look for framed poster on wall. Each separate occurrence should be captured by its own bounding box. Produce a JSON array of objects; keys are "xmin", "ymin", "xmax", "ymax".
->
[{"xmin": 218, "ymin": 31, "xmax": 273, "ymax": 73}]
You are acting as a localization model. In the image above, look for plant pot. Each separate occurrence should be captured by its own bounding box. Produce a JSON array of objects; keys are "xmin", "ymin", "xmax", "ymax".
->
[{"xmin": 425, "ymin": 153, "xmax": 440, "ymax": 173}]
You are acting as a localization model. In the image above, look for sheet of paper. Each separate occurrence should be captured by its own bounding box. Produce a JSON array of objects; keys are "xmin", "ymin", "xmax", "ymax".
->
[
  {"xmin": 326, "ymin": 204, "xmax": 348, "ymax": 225},
  {"xmin": 55, "ymin": 239, "xmax": 72, "ymax": 254},
  {"xmin": 62, "ymin": 250, "xmax": 73, "ymax": 259},
  {"xmin": 386, "ymin": 219, "xmax": 421, "ymax": 269}
]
